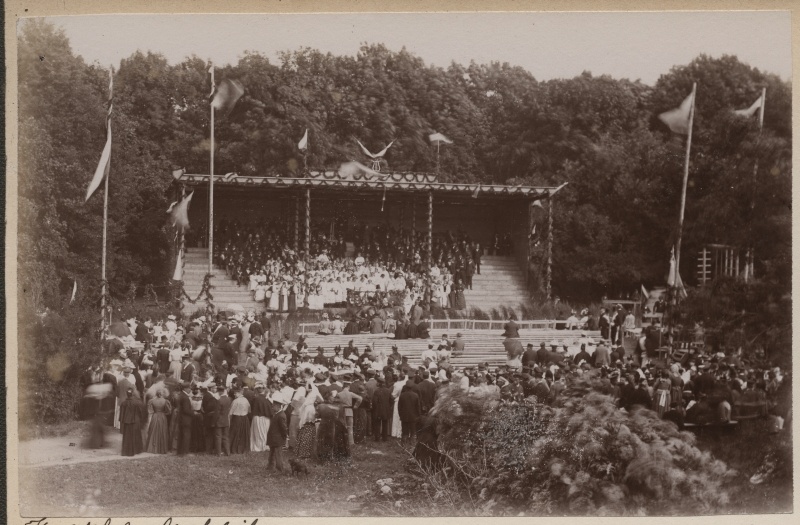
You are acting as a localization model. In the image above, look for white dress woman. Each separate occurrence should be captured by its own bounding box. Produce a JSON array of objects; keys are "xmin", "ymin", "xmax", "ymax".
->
[
  {"xmin": 268, "ymin": 282, "xmax": 280, "ymax": 311},
  {"xmin": 278, "ymin": 282, "xmax": 289, "ymax": 313},
  {"xmin": 248, "ymin": 273, "xmax": 258, "ymax": 293},
  {"xmin": 254, "ymin": 282, "xmax": 266, "ymax": 302},
  {"xmin": 391, "ymin": 375, "xmax": 407, "ymax": 438}
]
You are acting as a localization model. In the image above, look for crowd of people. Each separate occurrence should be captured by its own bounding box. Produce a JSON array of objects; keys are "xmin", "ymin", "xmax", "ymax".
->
[
  {"xmin": 212, "ymin": 218, "xmax": 489, "ymax": 311},
  {"xmin": 79, "ymin": 309, "xmax": 790, "ymax": 472},
  {"xmin": 499, "ymin": 316, "xmax": 791, "ymax": 430}
]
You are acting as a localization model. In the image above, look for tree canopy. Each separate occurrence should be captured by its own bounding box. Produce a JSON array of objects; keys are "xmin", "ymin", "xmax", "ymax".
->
[{"xmin": 17, "ymin": 20, "xmax": 791, "ymax": 311}]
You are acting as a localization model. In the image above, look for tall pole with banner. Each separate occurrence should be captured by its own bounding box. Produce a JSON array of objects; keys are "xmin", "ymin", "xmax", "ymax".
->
[
  {"xmin": 100, "ymin": 68, "xmax": 114, "ymax": 341},
  {"xmin": 208, "ymin": 63, "xmax": 216, "ymax": 275},
  {"xmin": 674, "ymin": 82, "xmax": 697, "ymax": 281}
]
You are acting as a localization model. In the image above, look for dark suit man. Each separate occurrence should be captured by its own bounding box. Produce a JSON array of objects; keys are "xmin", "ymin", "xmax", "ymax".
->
[
  {"xmin": 211, "ymin": 321, "xmax": 229, "ymax": 346},
  {"xmin": 156, "ymin": 346, "xmax": 171, "ymax": 374},
  {"xmin": 200, "ymin": 386, "xmax": 220, "ymax": 453},
  {"xmin": 175, "ymin": 385, "xmax": 195, "ymax": 455},
  {"xmin": 371, "ymin": 380, "xmax": 393, "ymax": 441},
  {"xmin": 180, "ymin": 358, "xmax": 196, "ymax": 383},
  {"xmin": 135, "ymin": 319, "xmax": 151, "ymax": 344},
  {"xmin": 535, "ymin": 342, "xmax": 549, "ymax": 365},
  {"xmin": 503, "ymin": 318, "xmax": 520, "ymax": 338},
  {"xmin": 416, "ymin": 373, "xmax": 437, "ymax": 414},
  {"xmin": 398, "ymin": 384, "xmax": 422, "ymax": 443},
  {"xmin": 213, "ymin": 386, "xmax": 232, "ymax": 455},
  {"xmin": 521, "ymin": 344, "xmax": 537, "ymax": 369},
  {"xmin": 598, "ymin": 309, "xmax": 610, "ymax": 340},
  {"xmin": 573, "ymin": 345, "xmax": 591, "ymax": 365}
]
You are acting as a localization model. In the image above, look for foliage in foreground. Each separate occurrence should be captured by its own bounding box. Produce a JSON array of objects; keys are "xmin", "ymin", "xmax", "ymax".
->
[{"xmin": 416, "ymin": 378, "xmax": 737, "ymax": 515}]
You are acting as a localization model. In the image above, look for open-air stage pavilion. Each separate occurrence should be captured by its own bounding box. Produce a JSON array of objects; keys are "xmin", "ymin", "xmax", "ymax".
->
[{"xmin": 175, "ymin": 169, "xmax": 564, "ymax": 302}]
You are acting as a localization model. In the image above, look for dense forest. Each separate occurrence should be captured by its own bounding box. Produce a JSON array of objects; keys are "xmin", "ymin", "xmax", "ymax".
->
[{"xmin": 18, "ymin": 19, "xmax": 791, "ymax": 311}]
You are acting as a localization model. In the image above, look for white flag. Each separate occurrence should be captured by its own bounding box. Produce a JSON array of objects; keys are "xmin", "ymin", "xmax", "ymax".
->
[
  {"xmin": 659, "ymin": 91, "xmax": 694, "ymax": 135},
  {"xmin": 173, "ymin": 248, "xmax": 183, "ymax": 281},
  {"xmin": 429, "ymin": 132, "xmax": 453, "ymax": 144},
  {"xmin": 298, "ymin": 129, "xmax": 308, "ymax": 150},
  {"xmin": 734, "ymin": 94, "xmax": 763, "ymax": 118},
  {"xmin": 70, "ymin": 280, "xmax": 77, "ymax": 304}
]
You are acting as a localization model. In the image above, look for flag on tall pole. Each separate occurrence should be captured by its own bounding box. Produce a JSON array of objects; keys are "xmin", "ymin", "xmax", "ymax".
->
[
  {"xmin": 738, "ymin": 88, "xmax": 767, "ymax": 283},
  {"xmin": 429, "ymin": 132, "xmax": 452, "ymax": 175},
  {"xmin": 662, "ymin": 83, "xmax": 697, "ymax": 281},
  {"xmin": 667, "ymin": 247, "xmax": 677, "ymax": 286},
  {"xmin": 169, "ymin": 191, "xmax": 194, "ymax": 231},
  {"xmin": 210, "ymin": 79, "xmax": 244, "ymax": 119},
  {"xmin": 85, "ymin": 70, "xmax": 114, "ymax": 201},
  {"xmin": 87, "ymin": 67, "xmax": 115, "ymax": 345},
  {"xmin": 208, "ymin": 63, "xmax": 244, "ymax": 274},
  {"xmin": 70, "ymin": 280, "xmax": 77, "ymax": 305},
  {"xmin": 208, "ymin": 63, "xmax": 216, "ymax": 275},
  {"xmin": 658, "ymin": 90, "xmax": 695, "ymax": 135},
  {"xmin": 173, "ymin": 248, "xmax": 184, "ymax": 281},
  {"xmin": 298, "ymin": 129, "xmax": 309, "ymax": 171},
  {"xmin": 734, "ymin": 92, "xmax": 765, "ymax": 119},
  {"xmin": 298, "ymin": 129, "xmax": 309, "ymax": 150}
]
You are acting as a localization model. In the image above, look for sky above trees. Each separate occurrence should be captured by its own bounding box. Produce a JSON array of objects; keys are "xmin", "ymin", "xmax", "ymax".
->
[{"xmin": 38, "ymin": 11, "xmax": 791, "ymax": 86}]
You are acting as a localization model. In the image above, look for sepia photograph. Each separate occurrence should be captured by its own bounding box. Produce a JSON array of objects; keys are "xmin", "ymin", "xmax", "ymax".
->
[{"xmin": 8, "ymin": 4, "xmax": 794, "ymax": 521}]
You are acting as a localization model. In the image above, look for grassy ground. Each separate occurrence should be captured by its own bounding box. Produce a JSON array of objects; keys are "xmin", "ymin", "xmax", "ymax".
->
[
  {"xmin": 17, "ymin": 418, "xmax": 792, "ymax": 516},
  {"xmin": 19, "ymin": 438, "xmax": 410, "ymax": 517}
]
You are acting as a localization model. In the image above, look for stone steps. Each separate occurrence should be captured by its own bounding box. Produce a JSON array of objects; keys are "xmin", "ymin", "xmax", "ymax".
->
[{"xmin": 180, "ymin": 249, "xmax": 530, "ymax": 315}]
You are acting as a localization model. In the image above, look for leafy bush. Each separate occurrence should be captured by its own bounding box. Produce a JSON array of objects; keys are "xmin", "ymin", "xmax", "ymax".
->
[{"xmin": 430, "ymin": 377, "xmax": 737, "ymax": 515}]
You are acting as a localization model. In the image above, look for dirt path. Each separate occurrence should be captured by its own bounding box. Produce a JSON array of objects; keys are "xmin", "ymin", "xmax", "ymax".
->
[{"xmin": 18, "ymin": 427, "xmax": 159, "ymax": 468}]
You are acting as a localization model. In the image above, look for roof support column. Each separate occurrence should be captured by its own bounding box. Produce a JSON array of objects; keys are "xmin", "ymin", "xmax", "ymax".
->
[
  {"xmin": 427, "ymin": 190, "xmax": 433, "ymax": 270},
  {"xmin": 526, "ymin": 199, "xmax": 534, "ymax": 290},
  {"xmin": 293, "ymin": 194, "xmax": 299, "ymax": 251},
  {"xmin": 547, "ymin": 195, "xmax": 553, "ymax": 300},
  {"xmin": 304, "ymin": 188, "xmax": 311, "ymax": 257}
]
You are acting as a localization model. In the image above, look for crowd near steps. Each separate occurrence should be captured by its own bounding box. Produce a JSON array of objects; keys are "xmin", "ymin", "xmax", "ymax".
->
[
  {"xmin": 182, "ymin": 248, "xmax": 263, "ymax": 312},
  {"xmin": 297, "ymin": 329, "xmax": 602, "ymax": 369},
  {"xmin": 182, "ymin": 248, "xmax": 533, "ymax": 317}
]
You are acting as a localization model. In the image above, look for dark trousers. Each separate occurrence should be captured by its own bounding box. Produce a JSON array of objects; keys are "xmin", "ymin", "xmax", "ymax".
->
[
  {"xmin": 466, "ymin": 274, "xmax": 473, "ymax": 289},
  {"xmin": 476, "ymin": 260, "xmax": 481, "ymax": 274},
  {"xmin": 401, "ymin": 419, "xmax": 417, "ymax": 442},
  {"xmin": 213, "ymin": 426, "xmax": 230, "ymax": 455},
  {"xmin": 268, "ymin": 445, "xmax": 285, "ymax": 471},
  {"xmin": 178, "ymin": 420, "xmax": 192, "ymax": 455},
  {"xmin": 373, "ymin": 416, "xmax": 389, "ymax": 441}
]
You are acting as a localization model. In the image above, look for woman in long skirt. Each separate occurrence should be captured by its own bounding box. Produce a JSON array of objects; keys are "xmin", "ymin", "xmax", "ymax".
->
[
  {"xmin": 316, "ymin": 394, "xmax": 349, "ymax": 463},
  {"xmin": 250, "ymin": 386, "xmax": 272, "ymax": 452},
  {"xmin": 353, "ymin": 405, "xmax": 367, "ymax": 444},
  {"xmin": 296, "ymin": 384, "xmax": 322, "ymax": 459},
  {"xmin": 278, "ymin": 283, "xmax": 288, "ymax": 313},
  {"xmin": 119, "ymin": 390, "xmax": 146, "ymax": 456},
  {"xmin": 288, "ymin": 283, "xmax": 297, "ymax": 313},
  {"xmin": 229, "ymin": 389, "xmax": 251, "ymax": 454},
  {"xmin": 268, "ymin": 283, "xmax": 280, "ymax": 311},
  {"xmin": 146, "ymin": 390, "xmax": 172, "ymax": 454},
  {"xmin": 391, "ymin": 376, "xmax": 407, "ymax": 438}
]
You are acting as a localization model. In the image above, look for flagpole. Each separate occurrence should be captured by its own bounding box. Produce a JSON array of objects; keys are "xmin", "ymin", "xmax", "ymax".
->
[
  {"xmin": 746, "ymin": 87, "xmax": 766, "ymax": 282},
  {"xmin": 101, "ymin": 150, "xmax": 110, "ymax": 339},
  {"xmin": 674, "ymin": 82, "xmax": 696, "ymax": 279},
  {"xmin": 208, "ymin": 64, "xmax": 215, "ymax": 275},
  {"xmin": 100, "ymin": 67, "xmax": 113, "ymax": 345}
]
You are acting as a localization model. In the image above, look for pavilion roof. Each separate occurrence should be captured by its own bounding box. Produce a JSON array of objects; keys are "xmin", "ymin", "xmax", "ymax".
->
[{"xmin": 177, "ymin": 170, "xmax": 557, "ymax": 199}]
